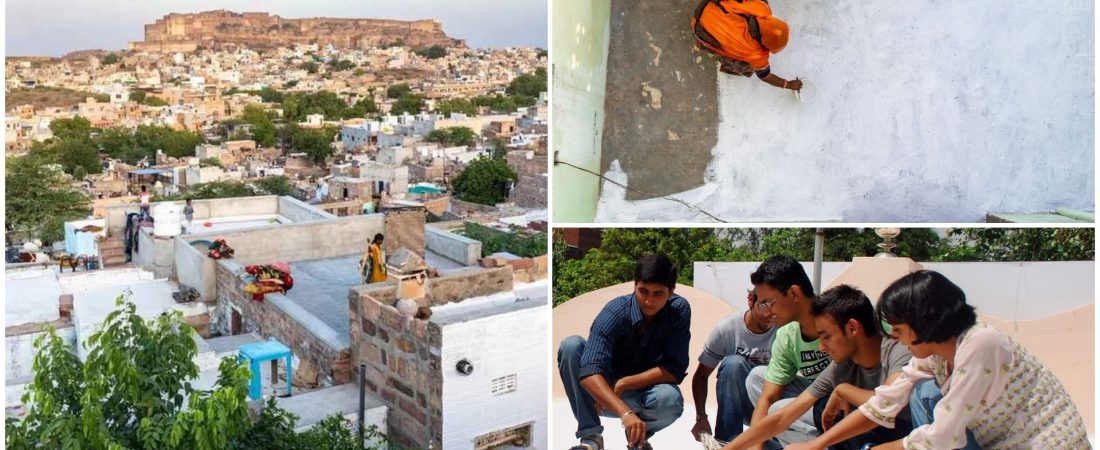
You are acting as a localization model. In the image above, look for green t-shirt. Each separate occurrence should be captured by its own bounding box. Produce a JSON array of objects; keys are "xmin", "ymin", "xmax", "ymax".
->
[{"xmin": 764, "ymin": 322, "xmax": 831, "ymax": 385}]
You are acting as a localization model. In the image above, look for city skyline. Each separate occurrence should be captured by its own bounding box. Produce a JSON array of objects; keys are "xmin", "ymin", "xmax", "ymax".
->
[{"xmin": 6, "ymin": 0, "xmax": 547, "ymax": 56}]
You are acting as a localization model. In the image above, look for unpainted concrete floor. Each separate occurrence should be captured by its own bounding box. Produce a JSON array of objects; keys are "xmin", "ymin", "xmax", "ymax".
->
[
  {"xmin": 282, "ymin": 255, "xmax": 362, "ymax": 341},
  {"xmin": 601, "ymin": 0, "xmax": 719, "ymax": 199}
]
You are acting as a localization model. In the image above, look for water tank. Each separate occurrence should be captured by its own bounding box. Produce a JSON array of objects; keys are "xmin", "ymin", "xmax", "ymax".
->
[{"xmin": 152, "ymin": 203, "xmax": 183, "ymax": 237}]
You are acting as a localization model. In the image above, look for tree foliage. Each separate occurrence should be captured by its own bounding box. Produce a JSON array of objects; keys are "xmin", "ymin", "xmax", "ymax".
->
[
  {"xmin": 5, "ymin": 154, "xmax": 91, "ymax": 243},
  {"xmin": 386, "ymin": 84, "xmax": 412, "ymax": 99},
  {"xmin": 451, "ymin": 156, "xmax": 517, "ymax": 205},
  {"xmin": 434, "ymin": 98, "xmax": 477, "ymax": 117},
  {"xmin": 463, "ymin": 222, "xmax": 547, "ymax": 258},
  {"xmin": 102, "ymin": 53, "xmax": 119, "ymax": 64},
  {"xmin": 425, "ymin": 126, "xmax": 477, "ymax": 147},
  {"xmin": 168, "ymin": 181, "xmax": 258, "ymax": 201},
  {"xmin": 255, "ymin": 175, "xmax": 296, "ymax": 196},
  {"xmin": 6, "ymin": 296, "xmax": 397, "ymax": 450},
  {"xmin": 49, "ymin": 117, "xmax": 93, "ymax": 141},
  {"xmin": 506, "ymin": 67, "xmax": 547, "ymax": 98},
  {"xmin": 239, "ymin": 104, "xmax": 277, "ymax": 147},
  {"xmin": 281, "ymin": 91, "xmax": 373, "ymax": 122},
  {"xmin": 284, "ymin": 124, "xmax": 338, "ymax": 163},
  {"xmin": 414, "ymin": 45, "xmax": 447, "ymax": 59},
  {"xmin": 552, "ymin": 228, "xmax": 1097, "ymax": 307},
  {"xmin": 390, "ymin": 93, "xmax": 424, "ymax": 116},
  {"xmin": 937, "ymin": 228, "xmax": 1094, "ymax": 261},
  {"xmin": 552, "ymin": 228, "xmax": 746, "ymax": 306}
]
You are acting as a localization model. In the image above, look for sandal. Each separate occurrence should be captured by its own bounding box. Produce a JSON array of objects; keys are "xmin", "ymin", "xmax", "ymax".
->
[{"xmin": 569, "ymin": 434, "xmax": 604, "ymax": 450}]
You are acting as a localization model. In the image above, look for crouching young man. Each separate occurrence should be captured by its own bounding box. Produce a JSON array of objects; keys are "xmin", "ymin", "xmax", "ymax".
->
[
  {"xmin": 558, "ymin": 254, "xmax": 691, "ymax": 450},
  {"xmin": 723, "ymin": 285, "xmax": 913, "ymax": 450}
]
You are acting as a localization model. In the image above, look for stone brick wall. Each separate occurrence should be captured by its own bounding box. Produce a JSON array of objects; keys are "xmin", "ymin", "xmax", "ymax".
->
[
  {"xmin": 509, "ymin": 173, "xmax": 548, "ymax": 208},
  {"xmin": 505, "ymin": 153, "xmax": 548, "ymax": 177},
  {"xmin": 383, "ymin": 208, "xmax": 426, "ymax": 257},
  {"xmin": 480, "ymin": 254, "xmax": 548, "ymax": 283},
  {"xmin": 421, "ymin": 196, "xmax": 450, "ymax": 217},
  {"xmin": 215, "ymin": 261, "xmax": 351, "ymax": 387},
  {"xmin": 349, "ymin": 288, "xmax": 442, "ymax": 448},
  {"xmin": 424, "ymin": 266, "xmax": 514, "ymax": 306},
  {"xmin": 450, "ymin": 198, "xmax": 497, "ymax": 217}
]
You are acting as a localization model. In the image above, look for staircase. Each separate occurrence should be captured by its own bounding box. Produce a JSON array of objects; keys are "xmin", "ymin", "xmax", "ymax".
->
[{"xmin": 99, "ymin": 237, "xmax": 128, "ymax": 267}]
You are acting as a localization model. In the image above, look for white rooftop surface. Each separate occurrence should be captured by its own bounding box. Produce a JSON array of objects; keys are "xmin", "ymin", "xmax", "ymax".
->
[
  {"xmin": 429, "ymin": 279, "xmax": 548, "ymax": 325},
  {"xmin": 72, "ymin": 278, "xmax": 205, "ymax": 357},
  {"xmin": 5, "ymin": 267, "xmax": 62, "ymax": 326},
  {"xmin": 187, "ymin": 214, "xmax": 291, "ymax": 234},
  {"xmin": 596, "ymin": 0, "xmax": 1093, "ymax": 222}
]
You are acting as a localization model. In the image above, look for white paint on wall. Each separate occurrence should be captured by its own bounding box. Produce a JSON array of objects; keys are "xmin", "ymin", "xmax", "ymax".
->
[
  {"xmin": 6, "ymin": 327, "xmax": 78, "ymax": 381},
  {"xmin": 440, "ymin": 305, "xmax": 547, "ymax": 449},
  {"xmin": 5, "ymin": 267, "xmax": 62, "ymax": 326},
  {"xmin": 598, "ymin": 0, "xmax": 1094, "ymax": 222},
  {"xmin": 693, "ymin": 261, "xmax": 1094, "ymax": 321}
]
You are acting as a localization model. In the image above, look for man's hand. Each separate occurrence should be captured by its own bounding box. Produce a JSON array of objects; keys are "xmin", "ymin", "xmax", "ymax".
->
[
  {"xmin": 623, "ymin": 412, "xmax": 648, "ymax": 447},
  {"xmin": 787, "ymin": 78, "xmax": 803, "ymax": 91},
  {"xmin": 691, "ymin": 415, "xmax": 712, "ymax": 441},
  {"xmin": 821, "ymin": 388, "xmax": 853, "ymax": 431}
]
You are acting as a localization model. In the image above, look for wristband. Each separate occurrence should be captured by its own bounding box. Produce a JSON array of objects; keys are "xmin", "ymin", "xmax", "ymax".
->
[
  {"xmin": 622, "ymin": 410, "xmax": 636, "ymax": 419},
  {"xmin": 783, "ymin": 80, "xmax": 788, "ymax": 89}
]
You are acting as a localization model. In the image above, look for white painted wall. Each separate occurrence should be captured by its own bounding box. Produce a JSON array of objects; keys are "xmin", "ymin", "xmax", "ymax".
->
[
  {"xmin": 6, "ymin": 267, "xmax": 62, "ymax": 326},
  {"xmin": 6, "ymin": 327, "xmax": 78, "ymax": 381},
  {"xmin": 597, "ymin": 0, "xmax": 1093, "ymax": 222},
  {"xmin": 440, "ymin": 305, "xmax": 547, "ymax": 449},
  {"xmin": 694, "ymin": 261, "xmax": 1094, "ymax": 321}
]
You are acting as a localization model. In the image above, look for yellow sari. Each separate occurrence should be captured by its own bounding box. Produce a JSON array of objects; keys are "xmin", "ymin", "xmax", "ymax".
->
[{"xmin": 360, "ymin": 243, "xmax": 386, "ymax": 283}]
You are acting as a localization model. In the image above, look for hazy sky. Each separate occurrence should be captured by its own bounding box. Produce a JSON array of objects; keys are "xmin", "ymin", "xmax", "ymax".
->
[{"xmin": 6, "ymin": 0, "xmax": 547, "ymax": 56}]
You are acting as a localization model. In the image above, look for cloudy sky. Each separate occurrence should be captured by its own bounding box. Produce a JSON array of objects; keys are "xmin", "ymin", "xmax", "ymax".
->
[{"xmin": 6, "ymin": 0, "xmax": 547, "ymax": 56}]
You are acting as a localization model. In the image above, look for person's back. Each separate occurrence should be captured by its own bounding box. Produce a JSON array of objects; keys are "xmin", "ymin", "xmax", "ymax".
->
[{"xmin": 694, "ymin": 0, "xmax": 773, "ymax": 70}]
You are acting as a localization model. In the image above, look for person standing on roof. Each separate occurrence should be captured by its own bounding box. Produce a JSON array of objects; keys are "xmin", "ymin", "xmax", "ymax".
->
[
  {"xmin": 360, "ymin": 233, "xmax": 387, "ymax": 284},
  {"xmin": 139, "ymin": 185, "xmax": 153, "ymax": 219},
  {"xmin": 692, "ymin": 0, "xmax": 802, "ymax": 91}
]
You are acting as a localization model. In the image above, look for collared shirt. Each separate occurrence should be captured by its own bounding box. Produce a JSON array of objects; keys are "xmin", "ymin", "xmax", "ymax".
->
[{"xmin": 578, "ymin": 293, "xmax": 692, "ymax": 384}]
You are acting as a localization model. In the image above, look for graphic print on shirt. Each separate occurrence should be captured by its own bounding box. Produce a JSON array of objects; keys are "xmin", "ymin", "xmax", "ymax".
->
[
  {"xmin": 735, "ymin": 346, "xmax": 771, "ymax": 365},
  {"xmin": 799, "ymin": 349, "xmax": 830, "ymax": 377}
]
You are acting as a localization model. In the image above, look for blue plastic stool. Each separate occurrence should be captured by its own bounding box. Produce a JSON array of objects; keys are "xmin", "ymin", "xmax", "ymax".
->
[{"xmin": 237, "ymin": 340, "xmax": 293, "ymax": 400}]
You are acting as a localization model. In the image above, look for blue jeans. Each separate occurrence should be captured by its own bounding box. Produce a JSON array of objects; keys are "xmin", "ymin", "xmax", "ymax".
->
[
  {"xmin": 558, "ymin": 335, "xmax": 685, "ymax": 439},
  {"xmin": 714, "ymin": 355, "xmax": 758, "ymax": 442},
  {"xmin": 812, "ymin": 397, "xmax": 911, "ymax": 450},
  {"xmin": 910, "ymin": 379, "xmax": 982, "ymax": 450}
]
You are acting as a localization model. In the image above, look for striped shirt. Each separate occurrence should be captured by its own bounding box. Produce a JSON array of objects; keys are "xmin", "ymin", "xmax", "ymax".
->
[{"xmin": 579, "ymin": 293, "xmax": 692, "ymax": 384}]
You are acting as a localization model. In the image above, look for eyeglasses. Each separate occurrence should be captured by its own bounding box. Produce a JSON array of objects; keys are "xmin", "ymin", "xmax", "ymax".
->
[{"xmin": 755, "ymin": 298, "xmax": 779, "ymax": 311}]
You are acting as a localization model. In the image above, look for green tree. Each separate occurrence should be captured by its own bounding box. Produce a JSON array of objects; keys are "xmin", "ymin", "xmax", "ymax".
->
[
  {"xmin": 301, "ymin": 61, "xmax": 319, "ymax": 74},
  {"xmin": 451, "ymin": 156, "xmax": 517, "ymax": 205},
  {"xmin": 102, "ymin": 53, "xmax": 119, "ymax": 64},
  {"xmin": 463, "ymin": 222, "xmax": 546, "ymax": 258},
  {"xmin": 5, "ymin": 154, "xmax": 91, "ymax": 243},
  {"xmin": 30, "ymin": 138, "xmax": 102, "ymax": 177},
  {"xmin": 348, "ymin": 97, "xmax": 378, "ymax": 117},
  {"xmin": 258, "ymin": 86, "xmax": 284, "ymax": 103},
  {"xmin": 434, "ymin": 98, "xmax": 477, "ymax": 117},
  {"xmin": 255, "ymin": 175, "xmax": 296, "ymax": 196},
  {"xmin": 506, "ymin": 67, "xmax": 547, "ymax": 97},
  {"xmin": 133, "ymin": 125, "xmax": 204, "ymax": 159},
  {"xmin": 935, "ymin": 228, "xmax": 1094, "ymax": 261},
  {"xmin": 425, "ymin": 126, "xmax": 477, "ymax": 147},
  {"xmin": 238, "ymin": 104, "xmax": 277, "ymax": 147},
  {"xmin": 143, "ymin": 96, "xmax": 169, "ymax": 107},
  {"xmin": 386, "ymin": 83, "xmax": 412, "ymax": 99},
  {"xmin": 49, "ymin": 116, "xmax": 93, "ymax": 141},
  {"xmin": 414, "ymin": 45, "xmax": 447, "ymax": 59},
  {"xmin": 750, "ymin": 228, "xmax": 944, "ymax": 262},
  {"xmin": 288, "ymin": 125, "xmax": 337, "ymax": 163},
  {"xmin": 552, "ymin": 228, "xmax": 747, "ymax": 306},
  {"xmin": 490, "ymin": 138, "xmax": 508, "ymax": 159},
  {"xmin": 129, "ymin": 90, "xmax": 147, "ymax": 103},
  {"xmin": 390, "ymin": 93, "xmax": 424, "ymax": 115},
  {"xmin": 328, "ymin": 59, "xmax": 356, "ymax": 71},
  {"xmin": 166, "ymin": 181, "xmax": 258, "ymax": 200},
  {"xmin": 353, "ymin": 68, "xmax": 366, "ymax": 77},
  {"xmin": 6, "ymin": 296, "xmax": 252, "ymax": 449},
  {"xmin": 199, "ymin": 157, "xmax": 222, "ymax": 168}
]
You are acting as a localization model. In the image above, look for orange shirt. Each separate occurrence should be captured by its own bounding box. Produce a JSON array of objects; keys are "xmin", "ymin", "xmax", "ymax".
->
[{"xmin": 695, "ymin": 0, "xmax": 772, "ymax": 70}]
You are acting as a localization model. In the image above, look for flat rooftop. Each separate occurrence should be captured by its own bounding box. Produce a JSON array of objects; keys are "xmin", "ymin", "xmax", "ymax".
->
[
  {"xmin": 281, "ymin": 255, "xmax": 362, "ymax": 342},
  {"xmin": 430, "ymin": 279, "xmax": 549, "ymax": 325}
]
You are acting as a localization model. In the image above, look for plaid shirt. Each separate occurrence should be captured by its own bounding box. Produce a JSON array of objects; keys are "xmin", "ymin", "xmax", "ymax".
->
[{"xmin": 579, "ymin": 293, "xmax": 692, "ymax": 384}]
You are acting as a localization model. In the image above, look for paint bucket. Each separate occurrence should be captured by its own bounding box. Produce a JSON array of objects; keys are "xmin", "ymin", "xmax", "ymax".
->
[{"xmin": 794, "ymin": 79, "xmax": 818, "ymax": 103}]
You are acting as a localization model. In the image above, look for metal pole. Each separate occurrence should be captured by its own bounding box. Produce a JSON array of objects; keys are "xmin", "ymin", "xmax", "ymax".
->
[
  {"xmin": 813, "ymin": 228, "xmax": 825, "ymax": 295},
  {"xmin": 358, "ymin": 363, "xmax": 366, "ymax": 449}
]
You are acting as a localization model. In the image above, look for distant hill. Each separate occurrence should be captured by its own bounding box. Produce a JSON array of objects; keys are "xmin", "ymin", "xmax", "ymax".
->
[{"xmin": 129, "ymin": 10, "xmax": 466, "ymax": 53}]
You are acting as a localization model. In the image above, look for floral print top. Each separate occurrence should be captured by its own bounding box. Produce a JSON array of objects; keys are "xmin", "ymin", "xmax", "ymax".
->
[{"xmin": 858, "ymin": 322, "xmax": 1089, "ymax": 449}]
